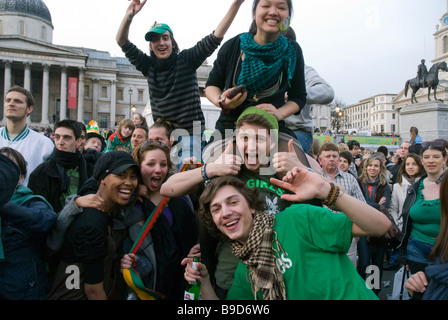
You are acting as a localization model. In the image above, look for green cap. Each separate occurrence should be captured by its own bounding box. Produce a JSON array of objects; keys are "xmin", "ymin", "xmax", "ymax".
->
[
  {"xmin": 145, "ymin": 22, "xmax": 173, "ymax": 41},
  {"xmin": 237, "ymin": 106, "xmax": 279, "ymax": 142}
]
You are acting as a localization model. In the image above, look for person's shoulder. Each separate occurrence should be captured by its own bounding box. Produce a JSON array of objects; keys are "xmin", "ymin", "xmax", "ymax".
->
[
  {"xmin": 28, "ymin": 129, "xmax": 53, "ymax": 144},
  {"xmin": 339, "ymin": 170, "xmax": 357, "ymax": 182},
  {"xmin": 222, "ymin": 33, "xmax": 244, "ymax": 47}
]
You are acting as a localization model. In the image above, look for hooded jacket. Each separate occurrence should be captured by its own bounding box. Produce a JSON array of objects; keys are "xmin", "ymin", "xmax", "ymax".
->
[{"xmin": 423, "ymin": 258, "xmax": 448, "ymax": 300}]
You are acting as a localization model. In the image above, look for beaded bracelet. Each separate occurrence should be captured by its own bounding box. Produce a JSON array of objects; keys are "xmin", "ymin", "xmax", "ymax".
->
[{"xmin": 323, "ymin": 182, "xmax": 340, "ymax": 206}]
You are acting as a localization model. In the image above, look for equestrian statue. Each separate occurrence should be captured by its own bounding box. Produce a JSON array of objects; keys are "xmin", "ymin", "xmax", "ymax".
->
[{"xmin": 405, "ymin": 60, "xmax": 448, "ymax": 104}]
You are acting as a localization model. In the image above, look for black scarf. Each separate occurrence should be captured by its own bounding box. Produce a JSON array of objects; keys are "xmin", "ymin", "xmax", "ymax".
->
[
  {"xmin": 51, "ymin": 148, "xmax": 88, "ymax": 192},
  {"xmin": 152, "ymin": 52, "xmax": 178, "ymax": 73}
]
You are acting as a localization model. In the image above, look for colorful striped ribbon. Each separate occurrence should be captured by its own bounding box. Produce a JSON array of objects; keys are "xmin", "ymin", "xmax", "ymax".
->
[{"xmin": 123, "ymin": 161, "xmax": 203, "ymax": 300}]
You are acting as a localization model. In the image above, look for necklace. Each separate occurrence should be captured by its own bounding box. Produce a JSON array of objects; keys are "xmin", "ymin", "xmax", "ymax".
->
[{"xmin": 426, "ymin": 172, "xmax": 445, "ymax": 185}]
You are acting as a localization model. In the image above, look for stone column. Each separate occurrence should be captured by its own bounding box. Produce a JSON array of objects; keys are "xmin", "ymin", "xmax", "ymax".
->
[
  {"xmin": 23, "ymin": 62, "xmax": 32, "ymax": 91},
  {"xmin": 2, "ymin": 60, "xmax": 12, "ymax": 123},
  {"xmin": 110, "ymin": 80, "xmax": 117, "ymax": 129},
  {"xmin": 24, "ymin": 62, "xmax": 32, "ymax": 124},
  {"xmin": 40, "ymin": 64, "xmax": 50, "ymax": 126},
  {"xmin": 92, "ymin": 78, "xmax": 99, "ymax": 121},
  {"xmin": 77, "ymin": 67, "xmax": 85, "ymax": 123},
  {"xmin": 59, "ymin": 66, "xmax": 68, "ymax": 120},
  {"xmin": 3, "ymin": 60, "xmax": 12, "ymax": 93}
]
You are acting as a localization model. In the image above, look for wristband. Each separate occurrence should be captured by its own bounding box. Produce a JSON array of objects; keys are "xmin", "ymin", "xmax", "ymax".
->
[{"xmin": 201, "ymin": 164, "xmax": 210, "ymax": 186}]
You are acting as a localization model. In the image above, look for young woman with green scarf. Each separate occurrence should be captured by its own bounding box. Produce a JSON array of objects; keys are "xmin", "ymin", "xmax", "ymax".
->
[{"xmin": 205, "ymin": 0, "xmax": 307, "ymax": 138}]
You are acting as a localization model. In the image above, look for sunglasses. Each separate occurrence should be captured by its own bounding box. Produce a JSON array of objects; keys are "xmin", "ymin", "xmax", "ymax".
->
[
  {"xmin": 141, "ymin": 140, "xmax": 167, "ymax": 148},
  {"xmin": 421, "ymin": 140, "xmax": 445, "ymax": 148},
  {"xmin": 368, "ymin": 155, "xmax": 383, "ymax": 161}
]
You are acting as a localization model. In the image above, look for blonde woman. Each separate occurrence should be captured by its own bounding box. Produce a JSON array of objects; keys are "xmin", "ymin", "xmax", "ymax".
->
[{"xmin": 357, "ymin": 155, "xmax": 392, "ymax": 295}]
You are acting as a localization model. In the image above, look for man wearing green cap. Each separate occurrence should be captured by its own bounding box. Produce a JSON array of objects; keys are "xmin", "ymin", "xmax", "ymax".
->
[{"xmin": 116, "ymin": 0, "xmax": 245, "ymax": 169}]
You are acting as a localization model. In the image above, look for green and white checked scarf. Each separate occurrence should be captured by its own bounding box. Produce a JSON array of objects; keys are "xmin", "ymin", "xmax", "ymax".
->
[
  {"xmin": 231, "ymin": 210, "xmax": 286, "ymax": 300},
  {"xmin": 237, "ymin": 33, "xmax": 296, "ymax": 100}
]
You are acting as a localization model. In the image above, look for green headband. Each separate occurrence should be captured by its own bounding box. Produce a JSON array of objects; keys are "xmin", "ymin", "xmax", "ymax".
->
[{"xmin": 236, "ymin": 106, "xmax": 279, "ymax": 142}]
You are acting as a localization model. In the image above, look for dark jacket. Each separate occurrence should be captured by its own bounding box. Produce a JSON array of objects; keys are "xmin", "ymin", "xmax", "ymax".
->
[
  {"xmin": 358, "ymin": 178, "xmax": 391, "ymax": 210},
  {"xmin": 396, "ymin": 176, "xmax": 423, "ymax": 263},
  {"xmin": 134, "ymin": 195, "xmax": 198, "ymax": 300},
  {"xmin": 28, "ymin": 150, "xmax": 88, "ymax": 213},
  {"xmin": 0, "ymin": 154, "xmax": 20, "ymax": 208},
  {"xmin": 0, "ymin": 195, "xmax": 57, "ymax": 299},
  {"xmin": 422, "ymin": 258, "xmax": 448, "ymax": 300}
]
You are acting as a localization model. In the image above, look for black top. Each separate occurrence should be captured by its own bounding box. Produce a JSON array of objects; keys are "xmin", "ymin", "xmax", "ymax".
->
[{"xmin": 62, "ymin": 207, "xmax": 113, "ymax": 284}]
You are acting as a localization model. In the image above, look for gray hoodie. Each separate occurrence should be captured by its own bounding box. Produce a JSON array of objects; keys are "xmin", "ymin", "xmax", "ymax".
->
[{"xmin": 284, "ymin": 65, "xmax": 334, "ymax": 132}]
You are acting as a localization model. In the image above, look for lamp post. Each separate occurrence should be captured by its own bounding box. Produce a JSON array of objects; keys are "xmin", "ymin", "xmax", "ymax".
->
[
  {"xmin": 334, "ymin": 106, "xmax": 343, "ymax": 133},
  {"xmin": 128, "ymin": 88, "xmax": 133, "ymax": 119}
]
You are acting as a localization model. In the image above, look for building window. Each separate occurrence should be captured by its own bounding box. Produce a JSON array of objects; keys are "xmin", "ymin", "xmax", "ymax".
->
[
  {"xmin": 41, "ymin": 26, "xmax": 46, "ymax": 41},
  {"xmin": 392, "ymin": 113, "xmax": 396, "ymax": 120},
  {"xmin": 101, "ymin": 86, "xmax": 108, "ymax": 99},
  {"xmin": 117, "ymin": 88, "xmax": 124, "ymax": 101},
  {"xmin": 391, "ymin": 124, "xmax": 396, "ymax": 132},
  {"xmin": 99, "ymin": 114, "xmax": 108, "ymax": 128},
  {"xmin": 444, "ymin": 36, "xmax": 448, "ymax": 54},
  {"xmin": 138, "ymin": 89, "xmax": 144, "ymax": 102},
  {"xmin": 84, "ymin": 85, "xmax": 90, "ymax": 98},
  {"xmin": 18, "ymin": 20, "xmax": 25, "ymax": 35}
]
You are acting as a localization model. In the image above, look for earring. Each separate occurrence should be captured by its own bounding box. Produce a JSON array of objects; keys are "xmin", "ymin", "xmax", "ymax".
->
[{"xmin": 280, "ymin": 17, "xmax": 291, "ymax": 31}]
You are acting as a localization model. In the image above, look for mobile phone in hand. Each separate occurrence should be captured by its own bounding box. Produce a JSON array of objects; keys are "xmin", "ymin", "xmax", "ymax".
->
[{"xmin": 226, "ymin": 85, "xmax": 247, "ymax": 99}]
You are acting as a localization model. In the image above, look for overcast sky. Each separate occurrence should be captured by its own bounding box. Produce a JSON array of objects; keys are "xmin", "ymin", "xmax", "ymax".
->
[{"xmin": 44, "ymin": 0, "xmax": 446, "ymax": 106}]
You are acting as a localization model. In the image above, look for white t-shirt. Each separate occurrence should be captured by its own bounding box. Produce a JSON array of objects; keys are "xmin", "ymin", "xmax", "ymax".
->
[{"xmin": 0, "ymin": 125, "xmax": 54, "ymax": 186}]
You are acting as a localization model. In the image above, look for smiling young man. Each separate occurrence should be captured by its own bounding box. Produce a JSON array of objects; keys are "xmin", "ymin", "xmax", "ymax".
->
[
  {"xmin": 183, "ymin": 172, "xmax": 391, "ymax": 300},
  {"xmin": 0, "ymin": 86, "xmax": 54, "ymax": 186},
  {"xmin": 130, "ymin": 125, "xmax": 148, "ymax": 150},
  {"xmin": 116, "ymin": 0, "xmax": 245, "ymax": 167},
  {"xmin": 28, "ymin": 120, "xmax": 88, "ymax": 213}
]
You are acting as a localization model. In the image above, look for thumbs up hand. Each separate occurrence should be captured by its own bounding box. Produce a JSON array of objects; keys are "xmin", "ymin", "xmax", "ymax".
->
[
  {"xmin": 272, "ymin": 139, "xmax": 307, "ymax": 174},
  {"xmin": 207, "ymin": 141, "xmax": 242, "ymax": 177}
]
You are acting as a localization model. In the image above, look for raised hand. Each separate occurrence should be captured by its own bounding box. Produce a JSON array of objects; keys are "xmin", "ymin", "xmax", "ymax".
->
[
  {"xmin": 273, "ymin": 139, "xmax": 307, "ymax": 174},
  {"xmin": 126, "ymin": 0, "xmax": 147, "ymax": 17},
  {"xmin": 208, "ymin": 141, "xmax": 242, "ymax": 176},
  {"xmin": 270, "ymin": 167, "xmax": 329, "ymax": 202}
]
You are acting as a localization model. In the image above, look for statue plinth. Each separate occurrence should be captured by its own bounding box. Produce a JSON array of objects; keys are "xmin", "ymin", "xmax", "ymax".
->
[{"xmin": 399, "ymin": 101, "xmax": 448, "ymax": 140}]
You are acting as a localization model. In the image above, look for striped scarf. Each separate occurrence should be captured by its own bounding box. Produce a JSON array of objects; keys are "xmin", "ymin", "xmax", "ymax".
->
[
  {"xmin": 237, "ymin": 33, "xmax": 296, "ymax": 100},
  {"xmin": 231, "ymin": 210, "xmax": 286, "ymax": 300}
]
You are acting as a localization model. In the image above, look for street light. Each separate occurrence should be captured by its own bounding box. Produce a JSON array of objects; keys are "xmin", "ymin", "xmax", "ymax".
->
[
  {"xmin": 128, "ymin": 88, "xmax": 134, "ymax": 119},
  {"xmin": 334, "ymin": 106, "xmax": 344, "ymax": 133}
]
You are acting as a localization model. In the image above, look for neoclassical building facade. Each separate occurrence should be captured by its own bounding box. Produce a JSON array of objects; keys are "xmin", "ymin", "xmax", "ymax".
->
[{"xmin": 0, "ymin": 0, "xmax": 212, "ymax": 129}]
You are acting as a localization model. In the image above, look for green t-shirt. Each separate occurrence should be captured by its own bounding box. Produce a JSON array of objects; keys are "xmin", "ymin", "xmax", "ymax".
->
[
  {"xmin": 59, "ymin": 168, "xmax": 79, "ymax": 212},
  {"xmin": 226, "ymin": 204, "xmax": 378, "ymax": 300},
  {"xmin": 238, "ymin": 168, "xmax": 291, "ymax": 214},
  {"xmin": 409, "ymin": 179, "xmax": 441, "ymax": 245}
]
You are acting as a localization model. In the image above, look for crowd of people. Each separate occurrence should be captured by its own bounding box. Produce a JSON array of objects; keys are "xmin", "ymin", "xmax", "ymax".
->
[{"xmin": 0, "ymin": 0, "xmax": 447, "ymax": 301}]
